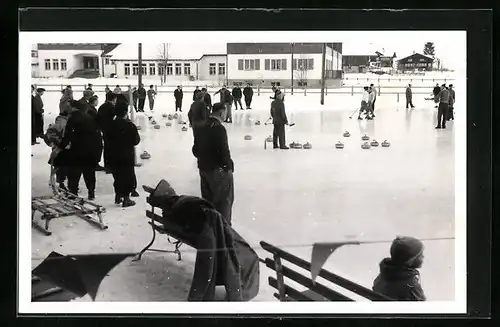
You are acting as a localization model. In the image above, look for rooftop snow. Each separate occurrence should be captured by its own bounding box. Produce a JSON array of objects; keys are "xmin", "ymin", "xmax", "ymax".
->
[{"xmin": 107, "ymin": 43, "xmax": 227, "ymax": 61}]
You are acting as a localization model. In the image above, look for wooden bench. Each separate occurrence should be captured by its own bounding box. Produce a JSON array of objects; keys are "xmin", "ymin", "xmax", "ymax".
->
[{"xmin": 260, "ymin": 241, "xmax": 394, "ymax": 301}]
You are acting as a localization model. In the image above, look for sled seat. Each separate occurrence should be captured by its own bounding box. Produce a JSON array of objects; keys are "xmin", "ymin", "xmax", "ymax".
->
[
  {"xmin": 134, "ymin": 185, "xmax": 198, "ymax": 262},
  {"xmin": 260, "ymin": 241, "xmax": 394, "ymax": 302}
]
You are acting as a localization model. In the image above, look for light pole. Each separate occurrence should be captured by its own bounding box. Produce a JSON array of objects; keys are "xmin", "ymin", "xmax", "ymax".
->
[
  {"xmin": 290, "ymin": 43, "xmax": 294, "ymax": 95},
  {"xmin": 320, "ymin": 43, "xmax": 326, "ymax": 105}
]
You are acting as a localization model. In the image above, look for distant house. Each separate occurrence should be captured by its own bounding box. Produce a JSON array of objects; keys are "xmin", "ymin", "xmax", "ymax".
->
[
  {"xmin": 397, "ymin": 53, "xmax": 434, "ymax": 72},
  {"xmin": 342, "ymin": 55, "xmax": 378, "ymax": 73}
]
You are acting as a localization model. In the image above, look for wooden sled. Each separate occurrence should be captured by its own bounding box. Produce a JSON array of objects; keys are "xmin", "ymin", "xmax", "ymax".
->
[
  {"xmin": 31, "ymin": 166, "xmax": 108, "ymax": 236},
  {"xmin": 260, "ymin": 241, "xmax": 394, "ymax": 301}
]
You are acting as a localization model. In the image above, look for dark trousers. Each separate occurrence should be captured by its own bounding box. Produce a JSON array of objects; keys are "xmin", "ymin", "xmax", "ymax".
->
[
  {"xmin": 67, "ymin": 165, "xmax": 96, "ymax": 195},
  {"xmin": 112, "ymin": 166, "xmax": 136, "ymax": 197},
  {"xmin": 55, "ymin": 166, "xmax": 67, "ymax": 184},
  {"xmin": 437, "ymin": 102, "xmax": 449, "ymax": 127},
  {"xmin": 406, "ymin": 97, "xmax": 414, "ymax": 108},
  {"xmin": 372, "ymin": 98, "xmax": 376, "ymax": 112},
  {"xmin": 273, "ymin": 123, "xmax": 286, "ymax": 148},
  {"xmin": 148, "ymin": 98, "xmax": 155, "ymax": 110},
  {"xmin": 102, "ymin": 137, "xmax": 111, "ymax": 169},
  {"xmin": 175, "ymin": 99, "xmax": 182, "ymax": 111},
  {"xmin": 31, "ymin": 116, "xmax": 37, "ymax": 143},
  {"xmin": 133, "ymin": 98, "xmax": 138, "ymax": 111},
  {"xmin": 244, "ymin": 96, "xmax": 252, "ymax": 108},
  {"xmin": 233, "ymin": 97, "xmax": 243, "ymax": 110},
  {"xmin": 199, "ymin": 169, "xmax": 234, "ymax": 226},
  {"xmin": 448, "ymin": 105, "xmax": 454, "ymax": 120},
  {"xmin": 138, "ymin": 98, "xmax": 146, "ymax": 111}
]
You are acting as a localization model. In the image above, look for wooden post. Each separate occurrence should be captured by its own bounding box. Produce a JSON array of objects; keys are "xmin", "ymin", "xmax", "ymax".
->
[
  {"xmin": 290, "ymin": 42, "xmax": 294, "ymax": 95},
  {"xmin": 320, "ymin": 43, "xmax": 326, "ymax": 105},
  {"xmin": 351, "ymin": 85, "xmax": 354, "ymax": 96},
  {"xmin": 273, "ymin": 254, "xmax": 286, "ymax": 301},
  {"xmin": 138, "ymin": 43, "xmax": 143, "ymax": 88},
  {"xmin": 397, "ymin": 93, "xmax": 400, "ymax": 103},
  {"xmin": 129, "ymin": 87, "xmax": 142, "ymax": 167}
]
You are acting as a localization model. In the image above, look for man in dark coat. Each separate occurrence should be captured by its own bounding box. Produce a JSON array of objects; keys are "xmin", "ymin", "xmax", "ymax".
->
[
  {"xmin": 434, "ymin": 84, "xmax": 450, "ymax": 129},
  {"xmin": 32, "ymin": 87, "xmax": 45, "ymax": 145},
  {"xmin": 270, "ymin": 92, "xmax": 289, "ymax": 149},
  {"xmin": 214, "ymin": 86, "xmax": 233, "ymax": 123},
  {"xmin": 447, "ymin": 84, "xmax": 455, "ymax": 121},
  {"xmin": 104, "ymin": 85, "xmax": 111, "ymax": 94},
  {"xmin": 188, "ymin": 91, "xmax": 208, "ymax": 136},
  {"xmin": 59, "ymin": 100, "xmax": 103, "ymax": 200},
  {"xmin": 107, "ymin": 102, "xmax": 141, "ymax": 207},
  {"xmin": 373, "ymin": 236, "xmax": 426, "ymax": 301},
  {"xmin": 243, "ymin": 84, "xmax": 253, "ymax": 109},
  {"xmin": 192, "ymin": 102, "xmax": 235, "ymax": 225},
  {"xmin": 405, "ymin": 84, "xmax": 415, "ymax": 109},
  {"xmin": 137, "ymin": 84, "xmax": 147, "ymax": 112},
  {"xmin": 193, "ymin": 86, "xmax": 201, "ymax": 102},
  {"xmin": 231, "ymin": 85, "xmax": 243, "ymax": 110},
  {"xmin": 132, "ymin": 87, "xmax": 139, "ymax": 112},
  {"xmin": 96, "ymin": 92, "xmax": 118, "ymax": 173},
  {"xmin": 432, "ymin": 83, "xmax": 441, "ymax": 108},
  {"xmin": 201, "ymin": 87, "xmax": 212, "ymax": 114},
  {"xmin": 147, "ymin": 85, "xmax": 157, "ymax": 111},
  {"xmin": 77, "ymin": 89, "xmax": 94, "ymax": 114},
  {"xmin": 174, "ymin": 85, "xmax": 183, "ymax": 112}
]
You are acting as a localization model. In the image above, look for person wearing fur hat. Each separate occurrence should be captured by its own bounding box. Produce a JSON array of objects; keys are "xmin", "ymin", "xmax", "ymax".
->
[
  {"xmin": 372, "ymin": 236, "xmax": 426, "ymax": 301},
  {"xmin": 106, "ymin": 102, "xmax": 141, "ymax": 207}
]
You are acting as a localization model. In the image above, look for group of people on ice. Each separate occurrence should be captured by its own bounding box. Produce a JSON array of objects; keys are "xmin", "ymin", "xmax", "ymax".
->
[{"xmin": 357, "ymin": 84, "xmax": 377, "ymax": 120}]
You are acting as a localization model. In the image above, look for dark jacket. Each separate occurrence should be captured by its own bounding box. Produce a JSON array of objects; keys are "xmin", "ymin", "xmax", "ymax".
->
[
  {"xmin": 106, "ymin": 118, "xmax": 140, "ymax": 168},
  {"xmin": 138, "ymin": 87, "xmax": 147, "ymax": 99},
  {"xmin": 174, "ymin": 89, "xmax": 183, "ymax": 100},
  {"xmin": 405, "ymin": 87, "xmax": 412, "ymax": 99},
  {"xmin": 193, "ymin": 89, "xmax": 201, "ymax": 101},
  {"xmin": 203, "ymin": 93, "xmax": 212, "ymax": 109},
  {"xmin": 449, "ymin": 89, "xmax": 455, "ymax": 106},
  {"xmin": 215, "ymin": 88, "xmax": 232, "ymax": 104},
  {"xmin": 59, "ymin": 110, "xmax": 103, "ymax": 166},
  {"xmin": 192, "ymin": 117, "xmax": 234, "ymax": 172},
  {"xmin": 96, "ymin": 101, "xmax": 116, "ymax": 135},
  {"xmin": 435, "ymin": 88, "xmax": 450, "ymax": 104},
  {"xmin": 270, "ymin": 99, "xmax": 288, "ymax": 125},
  {"xmin": 77, "ymin": 97, "xmax": 92, "ymax": 113},
  {"xmin": 147, "ymin": 189, "xmax": 259, "ymax": 301},
  {"xmin": 188, "ymin": 100, "xmax": 208, "ymax": 128},
  {"xmin": 232, "ymin": 87, "xmax": 242, "ymax": 99},
  {"xmin": 132, "ymin": 90, "xmax": 138, "ymax": 101},
  {"xmin": 88, "ymin": 105, "xmax": 98, "ymax": 120},
  {"xmin": 243, "ymin": 86, "xmax": 253, "ymax": 98},
  {"xmin": 32, "ymin": 94, "xmax": 44, "ymax": 114},
  {"xmin": 432, "ymin": 86, "xmax": 441, "ymax": 96},
  {"xmin": 147, "ymin": 89, "xmax": 156, "ymax": 99},
  {"xmin": 372, "ymin": 258, "xmax": 426, "ymax": 301},
  {"xmin": 116, "ymin": 93, "xmax": 129, "ymax": 106}
]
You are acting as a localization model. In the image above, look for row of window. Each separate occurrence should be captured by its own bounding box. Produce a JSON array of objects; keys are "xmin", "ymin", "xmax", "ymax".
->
[
  {"xmin": 236, "ymin": 58, "xmax": 318, "ymax": 71},
  {"xmin": 44, "ymin": 59, "xmax": 68, "ymax": 71},
  {"xmin": 123, "ymin": 62, "xmax": 226, "ymax": 76},
  {"xmin": 406, "ymin": 58, "xmax": 428, "ymax": 63},
  {"xmin": 403, "ymin": 63, "xmax": 431, "ymax": 68}
]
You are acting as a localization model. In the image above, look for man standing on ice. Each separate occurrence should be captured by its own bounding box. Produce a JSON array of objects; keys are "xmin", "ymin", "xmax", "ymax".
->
[
  {"xmin": 214, "ymin": 85, "xmax": 233, "ymax": 123},
  {"xmin": 174, "ymin": 85, "xmax": 183, "ymax": 112},
  {"xmin": 32, "ymin": 87, "xmax": 46, "ymax": 145},
  {"xmin": 406, "ymin": 84, "xmax": 415, "ymax": 109},
  {"xmin": 365, "ymin": 87, "xmax": 375, "ymax": 120},
  {"xmin": 243, "ymin": 83, "xmax": 253, "ymax": 109},
  {"xmin": 432, "ymin": 83, "xmax": 441, "ymax": 108},
  {"xmin": 202, "ymin": 87, "xmax": 212, "ymax": 114},
  {"xmin": 96, "ymin": 92, "xmax": 118, "ymax": 173},
  {"xmin": 370, "ymin": 83, "xmax": 377, "ymax": 117},
  {"xmin": 192, "ymin": 102, "xmax": 235, "ymax": 225},
  {"xmin": 193, "ymin": 86, "xmax": 201, "ymax": 102},
  {"xmin": 231, "ymin": 85, "xmax": 243, "ymax": 110},
  {"xmin": 357, "ymin": 86, "xmax": 370, "ymax": 120},
  {"xmin": 137, "ymin": 84, "xmax": 147, "ymax": 112},
  {"xmin": 434, "ymin": 84, "xmax": 450, "ymax": 129},
  {"xmin": 188, "ymin": 91, "xmax": 208, "ymax": 136},
  {"xmin": 147, "ymin": 85, "xmax": 157, "ymax": 111},
  {"xmin": 270, "ymin": 92, "xmax": 289, "ymax": 149},
  {"xmin": 447, "ymin": 84, "xmax": 455, "ymax": 121}
]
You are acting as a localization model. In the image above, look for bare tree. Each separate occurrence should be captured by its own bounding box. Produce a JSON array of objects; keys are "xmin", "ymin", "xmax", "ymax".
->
[
  {"xmin": 157, "ymin": 43, "xmax": 170, "ymax": 85},
  {"xmin": 294, "ymin": 53, "xmax": 309, "ymax": 87}
]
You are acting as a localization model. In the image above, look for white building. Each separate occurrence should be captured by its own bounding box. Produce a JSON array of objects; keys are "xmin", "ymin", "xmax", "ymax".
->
[
  {"xmin": 103, "ymin": 43, "xmax": 227, "ymax": 85},
  {"xmin": 31, "ymin": 44, "xmax": 39, "ymax": 77},
  {"xmin": 33, "ymin": 44, "xmax": 119, "ymax": 78},
  {"xmin": 226, "ymin": 43, "xmax": 343, "ymax": 88}
]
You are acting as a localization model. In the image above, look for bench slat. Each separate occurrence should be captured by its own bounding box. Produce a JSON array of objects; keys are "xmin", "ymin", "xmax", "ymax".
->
[
  {"xmin": 145, "ymin": 210, "xmax": 198, "ymax": 249},
  {"xmin": 269, "ymin": 277, "xmax": 317, "ymax": 301}
]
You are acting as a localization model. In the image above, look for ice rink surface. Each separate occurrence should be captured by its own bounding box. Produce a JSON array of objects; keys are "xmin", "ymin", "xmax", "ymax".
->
[{"xmin": 30, "ymin": 90, "xmax": 455, "ymax": 302}]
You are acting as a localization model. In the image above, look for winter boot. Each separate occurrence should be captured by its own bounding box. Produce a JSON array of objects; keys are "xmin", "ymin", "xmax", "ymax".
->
[
  {"xmin": 130, "ymin": 189, "xmax": 139, "ymax": 197},
  {"xmin": 122, "ymin": 196, "xmax": 136, "ymax": 208},
  {"xmin": 114, "ymin": 194, "xmax": 123, "ymax": 204},
  {"xmin": 88, "ymin": 190, "xmax": 95, "ymax": 201}
]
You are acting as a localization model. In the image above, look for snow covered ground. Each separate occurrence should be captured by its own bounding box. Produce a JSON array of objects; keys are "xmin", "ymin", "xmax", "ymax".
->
[{"xmin": 30, "ymin": 88, "xmax": 456, "ymax": 302}]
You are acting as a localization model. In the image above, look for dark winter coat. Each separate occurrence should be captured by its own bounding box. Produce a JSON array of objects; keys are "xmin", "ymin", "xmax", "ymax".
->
[
  {"xmin": 405, "ymin": 87, "xmax": 412, "ymax": 99},
  {"xmin": 174, "ymin": 89, "xmax": 183, "ymax": 100},
  {"xmin": 270, "ymin": 99, "xmax": 288, "ymax": 125},
  {"xmin": 188, "ymin": 100, "xmax": 208, "ymax": 128},
  {"xmin": 77, "ymin": 97, "xmax": 93, "ymax": 113},
  {"xmin": 372, "ymin": 258, "xmax": 426, "ymax": 301},
  {"xmin": 96, "ymin": 101, "xmax": 116, "ymax": 135},
  {"xmin": 203, "ymin": 93, "xmax": 212, "ymax": 109},
  {"xmin": 116, "ymin": 93, "xmax": 129, "ymax": 106},
  {"xmin": 147, "ymin": 192, "xmax": 259, "ymax": 301},
  {"xmin": 106, "ymin": 118, "xmax": 140, "ymax": 168},
  {"xmin": 32, "ymin": 94, "xmax": 44, "ymax": 114},
  {"xmin": 138, "ymin": 87, "xmax": 147, "ymax": 99},
  {"xmin": 435, "ymin": 88, "xmax": 450, "ymax": 104},
  {"xmin": 59, "ymin": 110, "xmax": 103, "ymax": 166},
  {"xmin": 132, "ymin": 90, "xmax": 139, "ymax": 101},
  {"xmin": 215, "ymin": 88, "xmax": 232, "ymax": 104},
  {"xmin": 192, "ymin": 117, "xmax": 234, "ymax": 172},
  {"xmin": 449, "ymin": 89, "xmax": 455, "ymax": 106},
  {"xmin": 232, "ymin": 87, "xmax": 242, "ymax": 99},
  {"xmin": 243, "ymin": 86, "xmax": 253, "ymax": 98},
  {"xmin": 193, "ymin": 89, "xmax": 202, "ymax": 101},
  {"xmin": 147, "ymin": 89, "xmax": 156, "ymax": 100},
  {"xmin": 432, "ymin": 86, "xmax": 441, "ymax": 96},
  {"xmin": 88, "ymin": 105, "xmax": 98, "ymax": 120}
]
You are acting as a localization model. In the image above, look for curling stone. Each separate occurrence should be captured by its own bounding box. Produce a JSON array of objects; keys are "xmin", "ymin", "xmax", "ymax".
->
[
  {"xmin": 140, "ymin": 151, "xmax": 151, "ymax": 159},
  {"xmin": 244, "ymin": 135, "xmax": 252, "ymax": 140},
  {"xmin": 181, "ymin": 126, "xmax": 188, "ymax": 131},
  {"xmin": 335, "ymin": 142, "xmax": 344, "ymax": 149},
  {"xmin": 266, "ymin": 136, "xmax": 273, "ymax": 143},
  {"xmin": 255, "ymin": 120, "xmax": 261, "ymax": 125},
  {"xmin": 361, "ymin": 134, "xmax": 370, "ymax": 141},
  {"xmin": 162, "ymin": 113, "xmax": 168, "ymax": 118},
  {"xmin": 361, "ymin": 142, "xmax": 371, "ymax": 149},
  {"xmin": 303, "ymin": 142, "xmax": 312, "ymax": 149},
  {"xmin": 154, "ymin": 124, "xmax": 160, "ymax": 129},
  {"xmin": 370, "ymin": 139, "xmax": 379, "ymax": 147},
  {"xmin": 168, "ymin": 114, "xmax": 173, "ymax": 120},
  {"xmin": 343, "ymin": 131, "xmax": 350, "ymax": 137},
  {"xmin": 173, "ymin": 113, "xmax": 179, "ymax": 119},
  {"xmin": 165, "ymin": 122, "xmax": 172, "ymax": 127},
  {"xmin": 290, "ymin": 142, "xmax": 303, "ymax": 149},
  {"xmin": 136, "ymin": 125, "xmax": 142, "ymax": 130},
  {"xmin": 381, "ymin": 140, "xmax": 391, "ymax": 147},
  {"xmin": 151, "ymin": 120, "xmax": 157, "ymax": 125}
]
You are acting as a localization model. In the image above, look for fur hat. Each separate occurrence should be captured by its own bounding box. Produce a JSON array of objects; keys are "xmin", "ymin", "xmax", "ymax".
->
[{"xmin": 390, "ymin": 236, "xmax": 424, "ymax": 265}]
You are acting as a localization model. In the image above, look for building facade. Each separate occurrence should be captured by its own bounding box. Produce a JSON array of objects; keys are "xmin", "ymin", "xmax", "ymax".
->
[
  {"xmin": 31, "ymin": 44, "xmax": 39, "ymax": 77},
  {"xmin": 397, "ymin": 53, "xmax": 434, "ymax": 72},
  {"xmin": 226, "ymin": 43, "xmax": 343, "ymax": 88}
]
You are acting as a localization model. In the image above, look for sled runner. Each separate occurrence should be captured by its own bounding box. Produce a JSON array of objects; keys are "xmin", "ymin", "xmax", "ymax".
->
[
  {"xmin": 260, "ymin": 241, "xmax": 394, "ymax": 301},
  {"xmin": 31, "ymin": 166, "xmax": 108, "ymax": 236}
]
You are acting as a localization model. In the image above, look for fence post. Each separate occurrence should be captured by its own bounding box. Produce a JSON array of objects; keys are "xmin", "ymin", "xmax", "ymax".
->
[
  {"xmin": 257, "ymin": 85, "xmax": 260, "ymax": 96},
  {"xmin": 378, "ymin": 85, "xmax": 381, "ymax": 96},
  {"xmin": 325, "ymin": 86, "xmax": 328, "ymax": 96},
  {"xmin": 351, "ymin": 85, "xmax": 354, "ymax": 96},
  {"xmin": 155, "ymin": 85, "xmax": 158, "ymax": 93},
  {"xmin": 304, "ymin": 87, "xmax": 307, "ymax": 96},
  {"xmin": 397, "ymin": 93, "xmax": 400, "ymax": 102}
]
